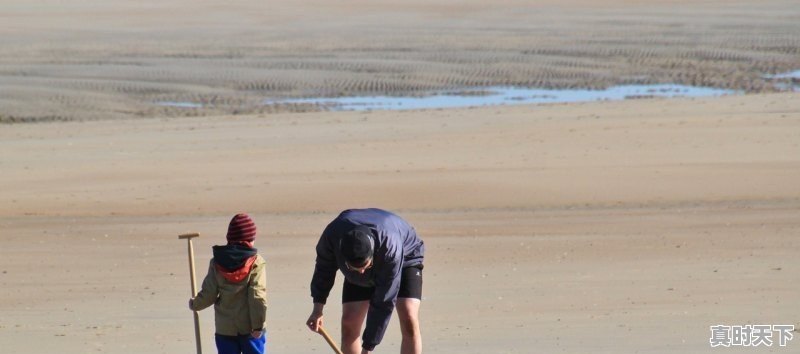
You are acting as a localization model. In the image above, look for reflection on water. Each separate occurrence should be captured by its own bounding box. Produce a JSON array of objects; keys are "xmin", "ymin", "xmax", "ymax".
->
[
  {"xmin": 154, "ymin": 101, "xmax": 203, "ymax": 108},
  {"xmin": 763, "ymin": 70, "xmax": 800, "ymax": 92},
  {"xmin": 764, "ymin": 70, "xmax": 800, "ymax": 79},
  {"xmin": 266, "ymin": 84, "xmax": 738, "ymax": 111}
]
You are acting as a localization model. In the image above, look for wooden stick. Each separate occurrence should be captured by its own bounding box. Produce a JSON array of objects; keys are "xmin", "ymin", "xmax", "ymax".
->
[
  {"xmin": 318, "ymin": 326, "xmax": 344, "ymax": 354},
  {"xmin": 179, "ymin": 233, "xmax": 202, "ymax": 354}
]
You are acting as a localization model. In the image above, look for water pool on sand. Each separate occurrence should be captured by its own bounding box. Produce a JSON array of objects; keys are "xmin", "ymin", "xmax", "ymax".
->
[{"xmin": 265, "ymin": 84, "xmax": 739, "ymax": 111}]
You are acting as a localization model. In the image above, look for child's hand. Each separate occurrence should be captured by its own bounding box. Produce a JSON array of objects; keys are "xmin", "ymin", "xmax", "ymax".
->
[{"xmin": 251, "ymin": 330, "xmax": 263, "ymax": 339}]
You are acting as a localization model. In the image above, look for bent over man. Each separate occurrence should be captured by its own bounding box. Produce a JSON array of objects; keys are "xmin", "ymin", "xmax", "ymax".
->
[{"xmin": 306, "ymin": 208, "xmax": 425, "ymax": 354}]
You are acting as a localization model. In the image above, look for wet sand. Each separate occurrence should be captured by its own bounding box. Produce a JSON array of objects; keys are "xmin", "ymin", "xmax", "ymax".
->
[
  {"xmin": 1, "ymin": 0, "xmax": 799, "ymax": 121},
  {"xmin": 1, "ymin": 92, "xmax": 799, "ymax": 353}
]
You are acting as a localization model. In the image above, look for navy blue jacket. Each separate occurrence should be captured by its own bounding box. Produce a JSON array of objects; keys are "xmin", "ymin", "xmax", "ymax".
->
[{"xmin": 310, "ymin": 208, "xmax": 425, "ymax": 351}]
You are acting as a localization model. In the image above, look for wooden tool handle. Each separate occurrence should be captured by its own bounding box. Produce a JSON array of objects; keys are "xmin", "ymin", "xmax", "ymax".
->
[
  {"xmin": 179, "ymin": 233, "xmax": 200, "ymax": 239},
  {"xmin": 180, "ymin": 233, "xmax": 202, "ymax": 354},
  {"xmin": 318, "ymin": 326, "xmax": 344, "ymax": 354}
]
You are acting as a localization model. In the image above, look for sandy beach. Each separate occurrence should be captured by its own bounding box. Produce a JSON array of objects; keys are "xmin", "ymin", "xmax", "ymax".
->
[
  {"xmin": 2, "ymin": 92, "xmax": 799, "ymax": 353},
  {"xmin": 1, "ymin": 0, "xmax": 799, "ymax": 353}
]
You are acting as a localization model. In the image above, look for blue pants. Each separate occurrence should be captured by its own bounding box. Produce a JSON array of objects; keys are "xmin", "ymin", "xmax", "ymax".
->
[{"xmin": 215, "ymin": 333, "xmax": 266, "ymax": 354}]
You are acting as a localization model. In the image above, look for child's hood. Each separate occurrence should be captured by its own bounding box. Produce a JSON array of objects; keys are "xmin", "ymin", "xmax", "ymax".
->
[{"xmin": 212, "ymin": 244, "xmax": 258, "ymax": 283}]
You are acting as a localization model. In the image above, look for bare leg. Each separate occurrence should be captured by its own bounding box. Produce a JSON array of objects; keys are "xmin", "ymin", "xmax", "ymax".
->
[
  {"xmin": 341, "ymin": 301, "xmax": 369, "ymax": 354},
  {"xmin": 396, "ymin": 298, "xmax": 422, "ymax": 354}
]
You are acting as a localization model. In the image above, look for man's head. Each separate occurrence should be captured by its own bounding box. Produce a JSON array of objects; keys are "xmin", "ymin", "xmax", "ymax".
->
[
  {"xmin": 227, "ymin": 213, "xmax": 257, "ymax": 246},
  {"xmin": 340, "ymin": 225, "xmax": 374, "ymax": 271}
]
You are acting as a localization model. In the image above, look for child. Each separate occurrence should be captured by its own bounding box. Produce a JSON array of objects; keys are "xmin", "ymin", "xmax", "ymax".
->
[{"xmin": 190, "ymin": 213, "xmax": 268, "ymax": 354}]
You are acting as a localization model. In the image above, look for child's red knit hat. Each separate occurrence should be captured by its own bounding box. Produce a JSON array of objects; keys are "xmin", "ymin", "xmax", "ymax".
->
[{"xmin": 227, "ymin": 213, "xmax": 257, "ymax": 243}]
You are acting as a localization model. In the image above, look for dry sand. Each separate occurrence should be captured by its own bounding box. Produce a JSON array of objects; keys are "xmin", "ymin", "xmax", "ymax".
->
[
  {"xmin": 2, "ymin": 0, "xmax": 800, "ymax": 353},
  {"xmin": 1, "ymin": 92, "xmax": 799, "ymax": 353}
]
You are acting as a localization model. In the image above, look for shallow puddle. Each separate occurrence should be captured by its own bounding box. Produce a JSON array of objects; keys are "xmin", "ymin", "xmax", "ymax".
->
[
  {"xmin": 764, "ymin": 70, "xmax": 800, "ymax": 79},
  {"xmin": 154, "ymin": 101, "xmax": 204, "ymax": 108},
  {"xmin": 265, "ymin": 84, "xmax": 739, "ymax": 111},
  {"xmin": 763, "ymin": 70, "xmax": 800, "ymax": 92}
]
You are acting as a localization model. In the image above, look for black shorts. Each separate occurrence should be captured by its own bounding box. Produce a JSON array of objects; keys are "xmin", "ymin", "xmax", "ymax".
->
[{"xmin": 342, "ymin": 265, "xmax": 423, "ymax": 303}]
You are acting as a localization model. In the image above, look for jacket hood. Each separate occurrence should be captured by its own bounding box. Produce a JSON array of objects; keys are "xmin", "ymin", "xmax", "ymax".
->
[{"xmin": 213, "ymin": 244, "xmax": 258, "ymax": 283}]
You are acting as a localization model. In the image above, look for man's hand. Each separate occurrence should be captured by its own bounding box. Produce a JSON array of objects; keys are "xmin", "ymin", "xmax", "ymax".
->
[
  {"xmin": 306, "ymin": 303, "xmax": 325, "ymax": 332},
  {"xmin": 188, "ymin": 298, "xmax": 194, "ymax": 310},
  {"xmin": 251, "ymin": 330, "xmax": 263, "ymax": 339}
]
